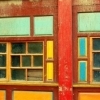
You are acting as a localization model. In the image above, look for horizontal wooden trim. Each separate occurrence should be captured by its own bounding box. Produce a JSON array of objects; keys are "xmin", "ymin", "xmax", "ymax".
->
[
  {"xmin": 73, "ymin": 84, "xmax": 100, "ymax": 88},
  {"xmin": 0, "ymin": 82, "xmax": 58, "ymax": 87}
]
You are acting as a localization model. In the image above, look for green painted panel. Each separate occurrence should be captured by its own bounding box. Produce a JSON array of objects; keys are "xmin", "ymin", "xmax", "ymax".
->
[
  {"xmin": 0, "ymin": 17, "xmax": 30, "ymax": 36},
  {"xmin": 34, "ymin": 16, "xmax": 53, "ymax": 36},
  {"xmin": 78, "ymin": 13, "xmax": 100, "ymax": 32}
]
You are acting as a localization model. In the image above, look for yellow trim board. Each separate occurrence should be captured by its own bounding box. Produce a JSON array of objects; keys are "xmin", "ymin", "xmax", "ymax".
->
[
  {"xmin": 47, "ymin": 41, "xmax": 53, "ymax": 59},
  {"xmin": 47, "ymin": 62, "xmax": 53, "ymax": 81}
]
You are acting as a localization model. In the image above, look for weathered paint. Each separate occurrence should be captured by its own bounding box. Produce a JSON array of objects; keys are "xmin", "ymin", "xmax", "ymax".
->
[
  {"xmin": 13, "ymin": 91, "xmax": 53, "ymax": 100},
  {"xmin": 58, "ymin": 0, "xmax": 72, "ymax": 100},
  {"xmin": 73, "ymin": 0, "xmax": 100, "ymax": 5},
  {"xmin": 0, "ymin": 0, "xmax": 73, "ymax": 100},
  {"xmin": 0, "ymin": 1, "xmax": 22, "ymax": 6},
  {"xmin": 78, "ymin": 93, "xmax": 100, "ymax": 100}
]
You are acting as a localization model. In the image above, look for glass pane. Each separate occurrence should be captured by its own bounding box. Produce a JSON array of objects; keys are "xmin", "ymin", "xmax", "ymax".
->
[
  {"xmin": 93, "ymin": 53, "xmax": 100, "ymax": 67},
  {"xmin": 11, "ymin": 56, "xmax": 20, "ymax": 67},
  {"xmin": 93, "ymin": 70, "xmax": 100, "ymax": 82},
  {"xmin": 34, "ymin": 16, "xmax": 53, "ymax": 35},
  {"xmin": 78, "ymin": 13, "xmax": 100, "ymax": 32},
  {"xmin": 0, "ymin": 43, "xmax": 6, "ymax": 53},
  {"xmin": 12, "ymin": 43, "xmax": 25, "ymax": 53},
  {"xmin": 22, "ymin": 56, "xmax": 31, "ymax": 67},
  {"xmin": 34, "ymin": 56, "xmax": 43, "ymax": 67},
  {"xmin": 93, "ymin": 38, "xmax": 100, "ymax": 50},
  {"xmin": 27, "ymin": 69, "xmax": 43, "ymax": 81},
  {"xmin": 0, "ymin": 55, "xmax": 6, "ymax": 67},
  {"xmin": 28, "ymin": 42, "xmax": 43, "ymax": 53},
  {"xmin": 0, "ymin": 70, "xmax": 6, "ymax": 78},
  {"xmin": 0, "ymin": 17, "xmax": 30, "ymax": 36},
  {"xmin": 11, "ymin": 69, "xmax": 25, "ymax": 80}
]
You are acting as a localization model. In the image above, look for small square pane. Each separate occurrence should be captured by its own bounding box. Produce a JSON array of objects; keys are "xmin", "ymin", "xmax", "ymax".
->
[
  {"xmin": 0, "ymin": 43, "xmax": 6, "ymax": 53},
  {"xmin": 0, "ymin": 70, "xmax": 6, "ymax": 78},
  {"xmin": 0, "ymin": 55, "xmax": 6, "ymax": 67},
  {"xmin": 93, "ymin": 70, "xmax": 100, "ymax": 82},
  {"xmin": 22, "ymin": 56, "xmax": 31, "ymax": 67},
  {"xmin": 93, "ymin": 38, "xmax": 100, "ymax": 50},
  {"xmin": 34, "ymin": 16, "xmax": 53, "ymax": 35},
  {"xmin": 12, "ymin": 43, "xmax": 26, "ymax": 54},
  {"xmin": 28, "ymin": 42, "xmax": 43, "ymax": 53},
  {"xmin": 33, "ymin": 56, "xmax": 43, "ymax": 67},
  {"xmin": 27, "ymin": 69, "xmax": 43, "ymax": 81},
  {"xmin": 11, "ymin": 69, "xmax": 25, "ymax": 80},
  {"xmin": 93, "ymin": 53, "xmax": 100, "ymax": 67},
  {"xmin": 11, "ymin": 56, "xmax": 20, "ymax": 67}
]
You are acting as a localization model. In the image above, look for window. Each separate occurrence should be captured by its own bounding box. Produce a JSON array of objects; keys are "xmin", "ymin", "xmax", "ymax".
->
[
  {"xmin": 73, "ymin": 9, "xmax": 100, "ymax": 84},
  {"xmin": 0, "ymin": 1, "xmax": 58, "ymax": 100},
  {"xmin": 0, "ymin": 16, "xmax": 57, "ymax": 83}
]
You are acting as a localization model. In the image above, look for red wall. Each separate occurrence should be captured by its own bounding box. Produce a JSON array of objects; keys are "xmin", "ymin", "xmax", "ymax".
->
[{"xmin": 58, "ymin": 0, "xmax": 73, "ymax": 100}]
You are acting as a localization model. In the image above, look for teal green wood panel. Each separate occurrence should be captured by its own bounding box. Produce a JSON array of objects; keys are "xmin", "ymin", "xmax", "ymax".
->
[
  {"xmin": 78, "ymin": 38, "xmax": 87, "ymax": 57},
  {"xmin": 78, "ymin": 13, "xmax": 100, "ymax": 32},
  {"xmin": 0, "ymin": 17, "xmax": 30, "ymax": 36},
  {"xmin": 79, "ymin": 61, "xmax": 87, "ymax": 82},
  {"xmin": 34, "ymin": 16, "xmax": 53, "ymax": 35}
]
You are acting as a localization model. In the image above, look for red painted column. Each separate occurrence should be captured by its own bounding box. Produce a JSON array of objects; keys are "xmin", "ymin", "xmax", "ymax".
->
[{"xmin": 58, "ymin": 0, "xmax": 73, "ymax": 100}]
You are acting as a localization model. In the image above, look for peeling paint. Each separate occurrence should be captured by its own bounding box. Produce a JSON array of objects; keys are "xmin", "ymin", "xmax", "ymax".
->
[
  {"xmin": 59, "ymin": 87, "xmax": 63, "ymax": 91},
  {"xmin": 0, "ymin": 1, "xmax": 22, "ymax": 7},
  {"xmin": 73, "ymin": 0, "xmax": 95, "ymax": 5}
]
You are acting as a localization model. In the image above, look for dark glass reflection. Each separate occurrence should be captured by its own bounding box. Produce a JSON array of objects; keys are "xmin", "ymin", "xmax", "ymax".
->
[
  {"xmin": 93, "ymin": 70, "xmax": 100, "ymax": 82},
  {"xmin": 12, "ymin": 43, "xmax": 25, "ymax": 53},
  {"xmin": 34, "ymin": 56, "xmax": 43, "ymax": 67},
  {"xmin": 22, "ymin": 56, "xmax": 31, "ymax": 67},
  {"xmin": 27, "ymin": 69, "xmax": 43, "ymax": 81},
  {"xmin": 0, "ymin": 55, "xmax": 6, "ymax": 67},
  {"xmin": 11, "ymin": 69, "xmax": 25, "ymax": 80},
  {"xmin": 93, "ymin": 38, "xmax": 100, "ymax": 50},
  {"xmin": 28, "ymin": 42, "xmax": 43, "ymax": 53},
  {"xmin": 11, "ymin": 56, "xmax": 20, "ymax": 67},
  {"xmin": 93, "ymin": 53, "xmax": 100, "ymax": 67},
  {"xmin": 0, "ymin": 43, "xmax": 6, "ymax": 53},
  {"xmin": 0, "ymin": 70, "xmax": 6, "ymax": 78}
]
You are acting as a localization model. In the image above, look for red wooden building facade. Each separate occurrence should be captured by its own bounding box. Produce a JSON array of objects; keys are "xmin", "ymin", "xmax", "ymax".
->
[{"xmin": 0, "ymin": 0, "xmax": 100, "ymax": 100}]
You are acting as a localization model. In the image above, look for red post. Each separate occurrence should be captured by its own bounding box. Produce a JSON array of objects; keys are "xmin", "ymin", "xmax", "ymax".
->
[{"xmin": 58, "ymin": 0, "xmax": 73, "ymax": 100}]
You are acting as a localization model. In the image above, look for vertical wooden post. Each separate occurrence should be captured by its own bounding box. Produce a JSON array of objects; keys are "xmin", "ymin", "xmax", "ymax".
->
[{"xmin": 58, "ymin": 0, "xmax": 73, "ymax": 100}]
